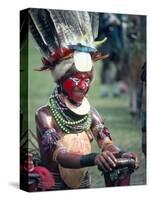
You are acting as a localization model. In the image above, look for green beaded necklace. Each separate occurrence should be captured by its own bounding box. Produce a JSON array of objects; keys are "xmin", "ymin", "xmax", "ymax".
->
[{"xmin": 48, "ymin": 95, "xmax": 92, "ymax": 134}]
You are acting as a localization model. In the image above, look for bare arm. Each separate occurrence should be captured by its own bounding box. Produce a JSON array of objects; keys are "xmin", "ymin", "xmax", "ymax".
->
[
  {"xmin": 35, "ymin": 106, "xmax": 121, "ymax": 171},
  {"xmin": 90, "ymin": 107, "xmax": 139, "ymax": 170},
  {"xmin": 90, "ymin": 107, "xmax": 120, "ymax": 153},
  {"xmin": 35, "ymin": 106, "xmax": 94, "ymax": 168}
]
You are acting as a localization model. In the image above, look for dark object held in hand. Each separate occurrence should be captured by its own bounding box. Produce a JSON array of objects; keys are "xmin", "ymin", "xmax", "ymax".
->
[{"xmin": 102, "ymin": 158, "xmax": 135, "ymax": 187}]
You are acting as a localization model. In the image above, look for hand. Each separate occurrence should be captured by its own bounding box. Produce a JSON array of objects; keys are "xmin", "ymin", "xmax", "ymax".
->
[
  {"xmin": 95, "ymin": 151, "xmax": 117, "ymax": 172},
  {"xmin": 121, "ymin": 152, "xmax": 139, "ymax": 169}
]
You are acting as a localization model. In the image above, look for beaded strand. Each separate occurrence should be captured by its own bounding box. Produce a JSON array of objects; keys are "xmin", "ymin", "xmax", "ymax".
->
[{"xmin": 48, "ymin": 91, "xmax": 92, "ymax": 134}]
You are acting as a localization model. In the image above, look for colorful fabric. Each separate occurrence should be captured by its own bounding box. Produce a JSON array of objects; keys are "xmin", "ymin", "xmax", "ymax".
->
[
  {"xmin": 41, "ymin": 128, "xmax": 60, "ymax": 153},
  {"xmin": 32, "ymin": 166, "xmax": 55, "ymax": 190}
]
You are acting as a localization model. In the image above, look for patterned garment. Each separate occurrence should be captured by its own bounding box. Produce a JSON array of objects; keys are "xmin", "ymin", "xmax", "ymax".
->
[
  {"xmin": 41, "ymin": 128, "xmax": 60, "ymax": 153},
  {"xmin": 51, "ymin": 170, "xmax": 91, "ymax": 190}
]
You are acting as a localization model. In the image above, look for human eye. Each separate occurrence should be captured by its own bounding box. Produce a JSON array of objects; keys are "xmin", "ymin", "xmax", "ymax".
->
[
  {"xmin": 70, "ymin": 77, "xmax": 80, "ymax": 83},
  {"xmin": 84, "ymin": 79, "xmax": 90, "ymax": 84}
]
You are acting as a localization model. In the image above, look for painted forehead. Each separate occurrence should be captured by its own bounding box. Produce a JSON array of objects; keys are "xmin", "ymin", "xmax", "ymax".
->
[{"xmin": 71, "ymin": 71, "xmax": 93, "ymax": 79}]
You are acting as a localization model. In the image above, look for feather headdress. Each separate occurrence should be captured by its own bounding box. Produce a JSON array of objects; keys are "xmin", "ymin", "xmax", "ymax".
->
[{"xmin": 29, "ymin": 9, "xmax": 108, "ymax": 81}]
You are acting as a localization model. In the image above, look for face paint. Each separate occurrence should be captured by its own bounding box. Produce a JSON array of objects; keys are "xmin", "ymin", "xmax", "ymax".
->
[{"xmin": 62, "ymin": 71, "xmax": 93, "ymax": 104}]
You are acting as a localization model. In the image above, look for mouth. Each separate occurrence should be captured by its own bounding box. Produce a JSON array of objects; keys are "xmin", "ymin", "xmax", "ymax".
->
[
  {"xmin": 73, "ymin": 89, "xmax": 86, "ymax": 95},
  {"xmin": 73, "ymin": 92, "xmax": 85, "ymax": 104},
  {"xmin": 74, "ymin": 91, "xmax": 84, "ymax": 95},
  {"xmin": 73, "ymin": 91, "xmax": 86, "ymax": 99}
]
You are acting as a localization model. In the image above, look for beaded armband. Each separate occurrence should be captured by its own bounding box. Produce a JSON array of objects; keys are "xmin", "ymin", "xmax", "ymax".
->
[
  {"xmin": 92, "ymin": 123, "xmax": 113, "ymax": 150},
  {"xmin": 100, "ymin": 138, "xmax": 113, "ymax": 151},
  {"xmin": 93, "ymin": 124, "xmax": 112, "ymax": 140},
  {"xmin": 92, "ymin": 123, "xmax": 104, "ymax": 133},
  {"xmin": 41, "ymin": 128, "xmax": 60, "ymax": 153}
]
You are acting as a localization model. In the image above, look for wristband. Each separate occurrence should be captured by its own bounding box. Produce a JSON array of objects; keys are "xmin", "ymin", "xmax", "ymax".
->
[{"xmin": 80, "ymin": 153, "xmax": 99, "ymax": 167}]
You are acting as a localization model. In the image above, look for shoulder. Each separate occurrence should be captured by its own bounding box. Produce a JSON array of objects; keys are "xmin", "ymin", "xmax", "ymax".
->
[
  {"xmin": 35, "ymin": 105, "xmax": 51, "ymax": 120},
  {"xmin": 35, "ymin": 105, "xmax": 51, "ymax": 117},
  {"xmin": 90, "ymin": 106, "xmax": 104, "ymax": 125},
  {"xmin": 35, "ymin": 105, "xmax": 55, "ymax": 131}
]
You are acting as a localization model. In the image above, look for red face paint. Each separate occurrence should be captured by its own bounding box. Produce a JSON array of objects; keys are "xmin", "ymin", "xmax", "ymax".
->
[{"xmin": 62, "ymin": 71, "xmax": 93, "ymax": 104}]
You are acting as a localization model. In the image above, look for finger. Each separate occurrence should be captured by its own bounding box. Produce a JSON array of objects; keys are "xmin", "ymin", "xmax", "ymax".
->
[
  {"xmin": 95, "ymin": 156, "xmax": 110, "ymax": 172},
  {"xmin": 106, "ymin": 151, "xmax": 117, "ymax": 165},
  {"xmin": 121, "ymin": 152, "xmax": 133, "ymax": 158},
  {"xmin": 121, "ymin": 152, "xmax": 139, "ymax": 169},
  {"xmin": 135, "ymin": 159, "xmax": 139, "ymax": 169},
  {"xmin": 103, "ymin": 152, "xmax": 116, "ymax": 168},
  {"xmin": 97, "ymin": 160, "xmax": 108, "ymax": 173},
  {"xmin": 133, "ymin": 154, "xmax": 139, "ymax": 169},
  {"xmin": 130, "ymin": 153, "xmax": 139, "ymax": 169},
  {"xmin": 95, "ymin": 156, "xmax": 108, "ymax": 172},
  {"xmin": 99, "ymin": 155, "xmax": 113, "ymax": 171}
]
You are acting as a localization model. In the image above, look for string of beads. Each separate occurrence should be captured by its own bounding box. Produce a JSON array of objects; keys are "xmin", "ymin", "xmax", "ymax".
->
[{"xmin": 48, "ymin": 89, "xmax": 92, "ymax": 134}]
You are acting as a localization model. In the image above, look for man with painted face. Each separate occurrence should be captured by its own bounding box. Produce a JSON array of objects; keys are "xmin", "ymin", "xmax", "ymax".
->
[
  {"xmin": 35, "ymin": 50, "xmax": 138, "ymax": 189},
  {"xmin": 29, "ymin": 9, "xmax": 139, "ymax": 190}
]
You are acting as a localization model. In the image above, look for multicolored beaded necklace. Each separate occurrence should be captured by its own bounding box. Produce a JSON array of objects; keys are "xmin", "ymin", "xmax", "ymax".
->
[{"xmin": 48, "ymin": 87, "xmax": 92, "ymax": 134}]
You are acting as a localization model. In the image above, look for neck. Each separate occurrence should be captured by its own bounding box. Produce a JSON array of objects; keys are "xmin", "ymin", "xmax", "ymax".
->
[
  {"xmin": 48, "ymin": 92, "xmax": 91, "ymax": 134},
  {"xmin": 52, "ymin": 87, "xmax": 90, "ymax": 115},
  {"xmin": 59, "ymin": 93, "xmax": 82, "ymax": 107},
  {"xmin": 67, "ymin": 98, "xmax": 82, "ymax": 107}
]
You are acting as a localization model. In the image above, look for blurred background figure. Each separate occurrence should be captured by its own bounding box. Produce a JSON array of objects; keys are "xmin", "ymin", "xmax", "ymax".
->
[
  {"xmin": 124, "ymin": 15, "xmax": 146, "ymax": 116},
  {"xmin": 137, "ymin": 62, "xmax": 146, "ymax": 157},
  {"xmin": 96, "ymin": 13, "xmax": 125, "ymax": 97},
  {"xmin": 96, "ymin": 13, "xmax": 146, "ymax": 120}
]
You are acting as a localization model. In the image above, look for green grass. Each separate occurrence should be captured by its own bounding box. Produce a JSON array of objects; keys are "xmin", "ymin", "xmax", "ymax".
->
[{"xmin": 23, "ymin": 35, "xmax": 146, "ymax": 188}]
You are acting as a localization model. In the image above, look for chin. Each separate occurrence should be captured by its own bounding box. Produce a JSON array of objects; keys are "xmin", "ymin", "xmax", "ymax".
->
[{"xmin": 73, "ymin": 98, "xmax": 84, "ymax": 104}]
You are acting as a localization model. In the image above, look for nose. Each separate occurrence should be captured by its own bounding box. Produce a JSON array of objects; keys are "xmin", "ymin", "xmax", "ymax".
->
[{"xmin": 78, "ymin": 80, "xmax": 86, "ymax": 90}]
